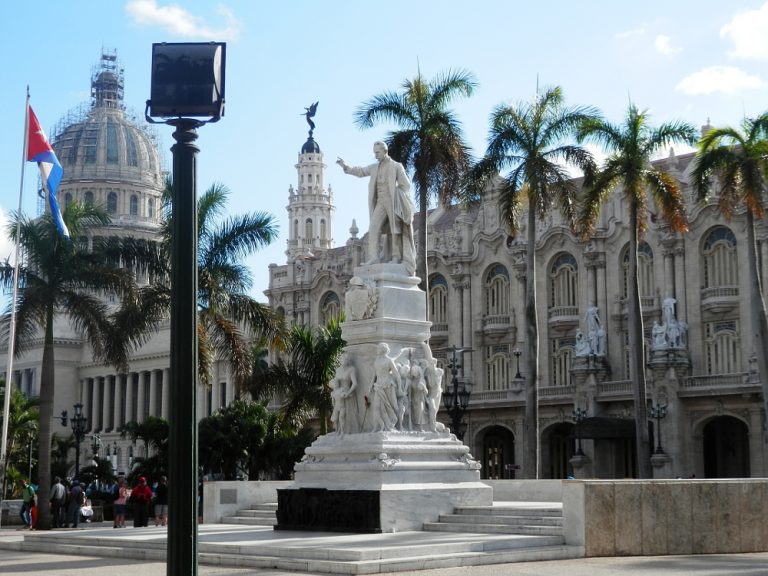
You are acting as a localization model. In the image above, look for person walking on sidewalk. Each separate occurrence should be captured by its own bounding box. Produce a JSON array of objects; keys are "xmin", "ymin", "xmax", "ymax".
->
[
  {"xmin": 153, "ymin": 476, "xmax": 168, "ymax": 527},
  {"xmin": 130, "ymin": 476, "xmax": 153, "ymax": 528},
  {"xmin": 18, "ymin": 480, "xmax": 35, "ymax": 529},
  {"xmin": 49, "ymin": 477, "xmax": 67, "ymax": 528}
]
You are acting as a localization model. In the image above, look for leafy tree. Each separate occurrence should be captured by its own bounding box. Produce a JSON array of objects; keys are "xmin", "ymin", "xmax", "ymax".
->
[
  {"xmin": 117, "ymin": 182, "xmax": 286, "ymax": 391},
  {"xmin": 249, "ymin": 316, "xmax": 345, "ymax": 435},
  {"xmin": 0, "ymin": 387, "xmax": 39, "ymax": 498},
  {"xmin": 468, "ymin": 86, "xmax": 597, "ymax": 478},
  {"xmin": 691, "ymin": 113, "xmax": 768, "ymax": 434},
  {"xmin": 354, "ymin": 70, "xmax": 477, "ymax": 290},
  {"xmin": 0, "ymin": 204, "xmax": 142, "ymax": 528},
  {"xmin": 119, "ymin": 415, "xmax": 169, "ymax": 482},
  {"xmin": 198, "ymin": 399, "xmax": 313, "ymax": 480},
  {"xmin": 577, "ymin": 104, "xmax": 696, "ymax": 478}
]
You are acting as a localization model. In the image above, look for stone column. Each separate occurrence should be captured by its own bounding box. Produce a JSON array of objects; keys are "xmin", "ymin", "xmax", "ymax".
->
[
  {"xmin": 460, "ymin": 279, "xmax": 473, "ymax": 377},
  {"xmin": 113, "ymin": 374, "xmax": 123, "ymax": 430},
  {"xmin": 149, "ymin": 369, "xmax": 158, "ymax": 417},
  {"xmin": 136, "ymin": 372, "xmax": 146, "ymax": 423},
  {"xmin": 674, "ymin": 245, "xmax": 687, "ymax": 323},
  {"xmin": 586, "ymin": 258, "xmax": 597, "ymax": 307},
  {"xmin": 92, "ymin": 377, "xmax": 102, "ymax": 432},
  {"xmin": 595, "ymin": 256, "xmax": 607, "ymax": 346},
  {"xmin": 761, "ymin": 239, "xmax": 768, "ymax": 296},
  {"xmin": 662, "ymin": 244, "xmax": 675, "ymax": 300},
  {"xmin": 125, "ymin": 373, "xmax": 134, "ymax": 424},
  {"xmin": 162, "ymin": 368, "xmax": 170, "ymax": 419},
  {"xmin": 102, "ymin": 375, "xmax": 112, "ymax": 431},
  {"xmin": 748, "ymin": 408, "xmax": 766, "ymax": 477}
]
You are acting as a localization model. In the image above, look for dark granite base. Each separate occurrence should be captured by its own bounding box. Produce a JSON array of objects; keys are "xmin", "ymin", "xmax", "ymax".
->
[{"xmin": 275, "ymin": 488, "xmax": 381, "ymax": 533}]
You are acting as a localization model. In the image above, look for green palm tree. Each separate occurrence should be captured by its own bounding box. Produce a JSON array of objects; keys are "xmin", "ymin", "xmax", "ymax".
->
[
  {"xmin": 691, "ymin": 113, "xmax": 768, "ymax": 434},
  {"xmin": 354, "ymin": 69, "xmax": 477, "ymax": 290},
  {"xmin": 249, "ymin": 316, "xmax": 345, "ymax": 435},
  {"xmin": 468, "ymin": 86, "xmax": 597, "ymax": 478},
  {"xmin": 121, "ymin": 182, "xmax": 286, "ymax": 390},
  {"xmin": 0, "ymin": 387, "xmax": 39, "ymax": 498},
  {"xmin": 577, "ymin": 104, "xmax": 696, "ymax": 478},
  {"xmin": 0, "ymin": 203, "xmax": 140, "ymax": 528}
]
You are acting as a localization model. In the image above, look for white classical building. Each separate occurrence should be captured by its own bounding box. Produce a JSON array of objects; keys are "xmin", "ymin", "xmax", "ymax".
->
[
  {"xmin": 266, "ymin": 130, "xmax": 768, "ymax": 480},
  {"xmin": 1, "ymin": 52, "xmax": 238, "ymax": 475}
]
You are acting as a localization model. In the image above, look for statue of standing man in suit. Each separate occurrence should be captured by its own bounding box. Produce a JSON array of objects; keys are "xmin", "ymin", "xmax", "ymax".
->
[{"xmin": 337, "ymin": 141, "xmax": 416, "ymax": 276}]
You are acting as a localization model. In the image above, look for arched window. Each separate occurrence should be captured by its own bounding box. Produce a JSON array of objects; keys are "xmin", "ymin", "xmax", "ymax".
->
[
  {"xmin": 550, "ymin": 337, "xmax": 574, "ymax": 386},
  {"xmin": 107, "ymin": 191, "xmax": 118, "ymax": 214},
  {"xmin": 320, "ymin": 292, "xmax": 340, "ymax": 324},
  {"xmin": 429, "ymin": 275, "xmax": 448, "ymax": 326},
  {"xmin": 549, "ymin": 253, "xmax": 578, "ymax": 309},
  {"xmin": 147, "ymin": 198, "xmax": 155, "ymax": 219},
  {"xmin": 485, "ymin": 264, "xmax": 509, "ymax": 317},
  {"xmin": 130, "ymin": 195, "xmax": 138, "ymax": 216},
  {"xmin": 703, "ymin": 227, "xmax": 738, "ymax": 288},
  {"xmin": 84, "ymin": 191, "xmax": 94, "ymax": 205},
  {"xmin": 704, "ymin": 320, "xmax": 741, "ymax": 374},
  {"xmin": 64, "ymin": 193, "xmax": 73, "ymax": 210},
  {"xmin": 304, "ymin": 219, "xmax": 313, "ymax": 244},
  {"xmin": 622, "ymin": 242, "xmax": 655, "ymax": 301},
  {"xmin": 485, "ymin": 345, "xmax": 510, "ymax": 391},
  {"xmin": 320, "ymin": 219, "xmax": 327, "ymax": 240}
]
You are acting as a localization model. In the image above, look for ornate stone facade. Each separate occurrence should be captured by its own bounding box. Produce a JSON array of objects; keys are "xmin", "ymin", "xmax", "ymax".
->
[{"xmin": 267, "ymin": 139, "xmax": 768, "ymax": 480}]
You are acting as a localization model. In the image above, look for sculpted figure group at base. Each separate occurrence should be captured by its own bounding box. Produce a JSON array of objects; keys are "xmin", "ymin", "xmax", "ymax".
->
[
  {"xmin": 337, "ymin": 141, "xmax": 417, "ymax": 276},
  {"xmin": 330, "ymin": 342, "xmax": 445, "ymax": 435}
]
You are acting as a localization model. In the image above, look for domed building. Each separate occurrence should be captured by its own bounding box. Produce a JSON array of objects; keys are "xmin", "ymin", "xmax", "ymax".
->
[{"xmin": 51, "ymin": 49, "xmax": 164, "ymax": 240}]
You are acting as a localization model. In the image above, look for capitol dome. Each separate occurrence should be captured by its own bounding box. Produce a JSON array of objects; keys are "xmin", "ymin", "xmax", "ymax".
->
[{"xmin": 51, "ymin": 50, "xmax": 165, "ymax": 233}]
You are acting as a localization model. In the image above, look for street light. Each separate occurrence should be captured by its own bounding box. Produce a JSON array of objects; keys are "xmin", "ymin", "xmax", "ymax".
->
[
  {"xmin": 57, "ymin": 403, "xmax": 88, "ymax": 479},
  {"xmin": 572, "ymin": 407, "xmax": 588, "ymax": 456},
  {"xmin": 513, "ymin": 347, "xmax": 522, "ymax": 379},
  {"xmin": 146, "ymin": 41, "xmax": 225, "ymax": 576},
  {"xmin": 90, "ymin": 433, "xmax": 102, "ymax": 466},
  {"xmin": 440, "ymin": 346, "xmax": 473, "ymax": 441},
  {"xmin": 650, "ymin": 402, "xmax": 668, "ymax": 454}
]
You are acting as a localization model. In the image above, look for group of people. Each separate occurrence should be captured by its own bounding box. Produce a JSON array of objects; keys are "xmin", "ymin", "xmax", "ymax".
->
[{"xmin": 16, "ymin": 474, "xmax": 168, "ymax": 530}]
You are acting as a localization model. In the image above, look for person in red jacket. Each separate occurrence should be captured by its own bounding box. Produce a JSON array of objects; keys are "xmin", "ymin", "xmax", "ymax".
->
[{"xmin": 130, "ymin": 476, "xmax": 153, "ymax": 528}]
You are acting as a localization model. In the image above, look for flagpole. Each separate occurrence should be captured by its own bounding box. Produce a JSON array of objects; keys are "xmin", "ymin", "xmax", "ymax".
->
[{"xmin": 0, "ymin": 87, "xmax": 30, "ymax": 510}]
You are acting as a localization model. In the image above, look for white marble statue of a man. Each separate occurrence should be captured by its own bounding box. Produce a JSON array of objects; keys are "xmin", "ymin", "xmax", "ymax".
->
[{"xmin": 337, "ymin": 141, "xmax": 416, "ymax": 275}]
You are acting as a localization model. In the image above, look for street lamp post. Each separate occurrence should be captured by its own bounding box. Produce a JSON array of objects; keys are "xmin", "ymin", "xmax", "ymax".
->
[
  {"xmin": 572, "ymin": 407, "xmax": 588, "ymax": 456},
  {"xmin": 57, "ymin": 403, "xmax": 88, "ymax": 479},
  {"xmin": 440, "ymin": 346, "xmax": 473, "ymax": 441},
  {"xmin": 650, "ymin": 403, "xmax": 668, "ymax": 454},
  {"xmin": 147, "ymin": 41, "xmax": 225, "ymax": 576},
  {"xmin": 513, "ymin": 347, "xmax": 522, "ymax": 379}
]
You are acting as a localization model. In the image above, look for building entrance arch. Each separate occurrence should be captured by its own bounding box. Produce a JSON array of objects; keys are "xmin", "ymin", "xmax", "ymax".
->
[
  {"xmin": 703, "ymin": 416, "xmax": 750, "ymax": 478},
  {"xmin": 542, "ymin": 422, "xmax": 574, "ymax": 479},
  {"xmin": 479, "ymin": 426, "xmax": 515, "ymax": 479}
]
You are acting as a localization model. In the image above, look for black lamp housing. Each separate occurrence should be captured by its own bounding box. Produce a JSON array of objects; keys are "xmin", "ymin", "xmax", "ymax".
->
[{"xmin": 149, "ymin": 42, "xmax": 226, "ymax": 119}]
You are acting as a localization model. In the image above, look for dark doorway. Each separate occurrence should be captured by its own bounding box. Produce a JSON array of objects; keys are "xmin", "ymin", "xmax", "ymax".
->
[
  {"xmin": 703, "ymin": 416, "xmax": 750, "ymax": 478},
  {"xmin": 542, "ymin": 422, "xmax": 574, "ymax": 479},
  {"xmin": 480, "ymin": 426, "xmax": 515, "ymax": 479}
]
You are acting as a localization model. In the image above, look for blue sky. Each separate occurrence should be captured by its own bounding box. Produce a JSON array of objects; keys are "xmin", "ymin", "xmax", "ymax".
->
[{"xmin": 1, "ymin": 1, "xmax": 767, "ymax": 300}]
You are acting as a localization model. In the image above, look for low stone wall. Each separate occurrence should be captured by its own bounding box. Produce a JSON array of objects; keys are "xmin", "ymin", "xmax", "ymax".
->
[
  {"xmin": 483, "ymin": 479, "xmax": 563, "ymax": 502},
  {"xmin": 563, "ymin": 479, "xmax": 768, "ymax": 556},
  {"xmin": 203, "ymin": 480, "xmax": 289, "ymax": 523}
]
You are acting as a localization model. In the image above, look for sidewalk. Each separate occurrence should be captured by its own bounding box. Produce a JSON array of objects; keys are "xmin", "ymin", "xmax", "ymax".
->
[{"xmin": 1, "ymin": 523, "xmax": 767, "ymax": 575}]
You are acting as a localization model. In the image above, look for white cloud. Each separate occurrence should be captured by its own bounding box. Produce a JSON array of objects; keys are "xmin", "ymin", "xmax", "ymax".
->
[
  {"xmin": 721, "ymin": 2, "xmax": 768, "ymax": 60},
  {"xmin": 615, "ymin": 27, "xmax": 645, "ymax": 39},
  {"xmin": 125, "ymin": 0, "xmax": 241, "ymax": 41},
  {"xmin": 655, "ymin": 35, "xmax": 681, "ymax": 56},
  {"xmin": 675, "ymin": 66, "xmax": 764, "ymax": 95}
]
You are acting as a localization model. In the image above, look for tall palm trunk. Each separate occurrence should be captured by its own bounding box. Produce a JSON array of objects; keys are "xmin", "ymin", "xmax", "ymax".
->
[
  {"xmin": 745, "ymin": 211, "xmax": 768, "ymax": 441},
  {"xmin": 36, "ymin": 305, "xmax": 55, "ymax": 529},
  {"xmin": 628, "ymin": 203, "xmax": 651, "ymax": 478},
  {"xmin": 524, "ymin": 206, "xmax": 539, "ymax": 478}
]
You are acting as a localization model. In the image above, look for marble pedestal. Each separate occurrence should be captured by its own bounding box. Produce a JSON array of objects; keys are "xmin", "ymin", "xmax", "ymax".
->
[
  {"xmin": 276, "ymin": 263, "xmax": 491, "ymax": 533},
  {"xmin": 276, "ymin": 431, "xmax": 490, "ymax": 533}
]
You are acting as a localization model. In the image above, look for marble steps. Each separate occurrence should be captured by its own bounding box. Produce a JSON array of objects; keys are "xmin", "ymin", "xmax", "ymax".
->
[
  {"xmin": 17, "ymin": 529, "xmax": 583, "ymax": 574},
  {"xmin": 424, "ymin": 502, "xmax": 564, "ymax": 536},
  {"xmin": 222, "ymin": 502, "xmax": 278, "ymax": 526}
]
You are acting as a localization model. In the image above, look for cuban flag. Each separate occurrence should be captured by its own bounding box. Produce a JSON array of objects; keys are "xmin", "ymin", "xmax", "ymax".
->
[{"xmin": 27, "ymin": 105, "xmax": 69, "ymax": 238}]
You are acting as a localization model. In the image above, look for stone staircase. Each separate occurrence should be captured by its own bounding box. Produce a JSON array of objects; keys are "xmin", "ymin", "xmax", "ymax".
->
[
  {"xmin": 423, "ymin": 502, "xmax": 564, "ymax": 537},
  {"xmin": 221, "ymin": 502, "xmax": 277, "ymax": 526}
]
